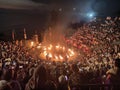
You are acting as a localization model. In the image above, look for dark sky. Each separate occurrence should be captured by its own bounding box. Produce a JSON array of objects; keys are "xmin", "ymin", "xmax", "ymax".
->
[
  {"xmin": 0, "ymin": 0, "xmax": 120, "ymax": 28},
  {"xmin": 0, "ymin": 0, "xmax": 120, "ymax": 40}
]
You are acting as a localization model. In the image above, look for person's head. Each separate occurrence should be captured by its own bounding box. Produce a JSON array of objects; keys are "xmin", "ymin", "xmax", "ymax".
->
[
  {"xmin": 59, "ymin": 75, "xmax": 68, "ymax": 83},
  {"xmin": 45, "ymin": 81, "xmax": 57, "ymax": 90},
  {"xmin": 0, "ymin": 81, "xmax": 11, "ymax": 90},
  {"xmin": 58, "ymin": 75, "xmax": 70, "ymax": 89},
  {"xmin": 33, "ymin": 65, "xmax": 47, "ymax": 86},
  {"xmin": 30, "ymin": 65, "xmax": 47, "ymax": 89},
  {"xmin": 34, "ymin": 65, "xmax": 47, "ymax": 78},
  {"xmin": 114, "ymin": 58, "xmax": 120, "ymax": 68},
  {"xmin": 71, "ymin": 64, "xmax": 79, "ymax": 73},
  {"xmin": 2, "ymin": 69, "xmax": 12, "ymax": 81}
]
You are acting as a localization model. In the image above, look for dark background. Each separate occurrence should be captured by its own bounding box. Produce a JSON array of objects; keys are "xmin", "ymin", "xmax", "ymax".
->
[{"xmin": 0, "ymin": 0, "xmax": 120, "ymax": 41}]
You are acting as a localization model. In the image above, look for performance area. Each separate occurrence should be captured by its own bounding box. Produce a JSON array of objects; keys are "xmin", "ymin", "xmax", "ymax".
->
[{"xmin": 27, "ymin": 26, "xmax": 78, "ymax": 62}]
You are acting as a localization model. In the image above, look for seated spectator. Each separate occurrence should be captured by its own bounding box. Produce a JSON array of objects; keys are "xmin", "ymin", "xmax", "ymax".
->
[
  {"xmin": 106, "ymin": 58, "xmax": 120, "ymax": 90},
  {"xmin": 69, "ymin": 64, "xmax": 81, "ymax": 89}
]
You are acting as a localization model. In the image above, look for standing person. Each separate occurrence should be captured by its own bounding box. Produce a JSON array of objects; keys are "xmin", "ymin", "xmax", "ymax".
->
[
  {"xmin": 106, "ymin": 58, "xmax": 120, "ymax": 90},
  {"xmin": 58, "ymin": 75, "xmax": 70, "ymax": 90},
  {"xmin": 69, "ymin": 64, "xmax": 81, "ymax": 90},
  {"xmin": 1, "ymin": 69, "xmax": 21, "ymax": 90},
  {"xmin": 25, "ymin": 65, "xmax": 47, "ymax": 90}
]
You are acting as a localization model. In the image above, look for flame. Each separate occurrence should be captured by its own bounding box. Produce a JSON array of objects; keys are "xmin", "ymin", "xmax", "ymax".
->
[
  {"xmin": 31, "ymin": 41, "xmax": 34, "ymax": 47},
  {"xmin": 59, "ymin": 55, "xmax": 63, "ymax": 60},
  {"xmin": 43, "ymin": 51, "xmax": 47, "ymax": 56},
  {"xmin": 56, "ymin": 44, "xmax": 60, "ymax": 49},
  {"xmin": 66, "ymin": 54, "xmax": 70, "ymax": 58},
  {"xmin": 50, "ymin": 44, "xmax": 53, "ymax": 48},
  {"xmin": 37, "ymin": 45, "xmax": 41, "ymax": 49},
  {"xmin": 54, "ymin": 55, "xmax": 58, "ymax": 60},
  {"xmin": 38, "ymin": 43, "xmax": 76, "ymax": 61},
  {"xmin": 48, "ymin": 53, "xmax": 52, "ymax": 58},
  {"xmin": 63, "ymin": 46, "xmax": 65, "ymax": 51},
  {"xmin": 43, "ymin": 47, "xmax": 47, "ymax": 51},
  {"xmin": 47, "ymin": 44, "xmax": 52, "ymax": 50},
  {"xmin": 68, "ymin": 49, "xmax": 75, "ymax": 56}
]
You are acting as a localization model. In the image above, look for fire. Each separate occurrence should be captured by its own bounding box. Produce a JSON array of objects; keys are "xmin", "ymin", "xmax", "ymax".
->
[
  {"xmin": 56, "ymin": 45, "xmax": 60, "ymax": 49},
  {"xmin": 37, "ymin": 43, "xmax": 77, "ymax": 61},
  {"xmin": 43, "ymin": 51, "xmax": 47, "ymax": 56},
  {"xmin": 54, "ymin": 55, "xmax": 58, "ymax": 60},
  {"xmin": 37, "ymin": 46, "xmax": 41, "ymax": 49},
  {"xmin": 66, "ymin": 54, "xmax": 70, "ymax": 58},
  {"xmin": 43, "ymin": 47, "xmax": 47, "ymax": 51},
  {"xmin": 31, "ymin": 41, "xmax": 34, "ymax": 47},
  {"xmin": 48, "ymin": 53, "xmax": 52, "ymax": 58},
  {"xmin": 63, "ymin": 47, "xmax": 65, "ymax": 51},
  {"xmin": 48, "ymin": 44, "xmax": 53, "ymax": 50},
  {"xmin": 59, "ymin": 55, "xmax": 63, "ymax": 60}
]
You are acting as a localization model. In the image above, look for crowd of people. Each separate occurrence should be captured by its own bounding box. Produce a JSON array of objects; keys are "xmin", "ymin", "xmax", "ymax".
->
[{"xmin": 0, "ymin": 17, "xmax": 120, "ymax": 90}]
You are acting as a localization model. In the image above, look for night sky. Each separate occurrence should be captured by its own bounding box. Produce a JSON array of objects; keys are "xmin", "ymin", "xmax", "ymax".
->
[{"xmin": 0, "ymin": 0, "xmax": 120, "ymax": 41}]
